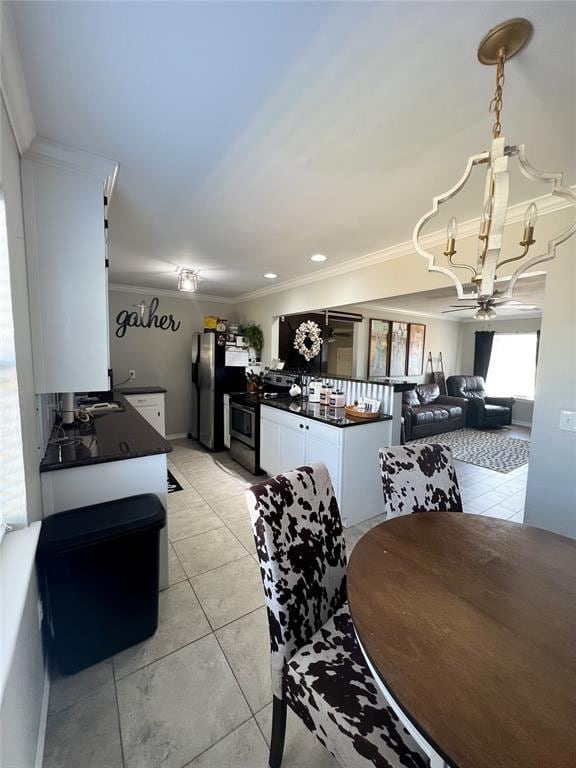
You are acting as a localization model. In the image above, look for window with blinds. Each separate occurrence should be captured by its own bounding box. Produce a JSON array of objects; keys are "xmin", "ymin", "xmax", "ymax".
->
[{"xmin": 0, "ymin": 190, "xmax": 27, "ymax": 541}]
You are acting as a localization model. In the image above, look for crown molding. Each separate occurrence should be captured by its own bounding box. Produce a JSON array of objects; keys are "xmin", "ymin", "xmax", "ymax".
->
[
  {"xmin": 354, "ymin": 303, "xmax": 460, "ymax": 322},
  {"xmin": 108, "ymin": 283, "xmax": 236, "ymax": 304},
  {"xmin": 24, "ymin": 137, "xmax": 119, "ymax": 196},
  {"xmin": 234, "ymin": 188, "xmax": 574, "ymax": 304},
  {"xmin": 0, "ymin": 3, "xmax": 36, "ymax": 153}
]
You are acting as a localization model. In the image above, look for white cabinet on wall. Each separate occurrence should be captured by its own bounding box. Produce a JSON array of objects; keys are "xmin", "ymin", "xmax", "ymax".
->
[
  {"xmin": 22, "ymin": 138, "xmax": 118, "ymax": 393},
  {"xmin": 260, "ymin": 404, "xmax": 392, "ymax": 527},
  {"xmin": 124, "ymin": 393, "xmax": 166, "ymax": 437}
]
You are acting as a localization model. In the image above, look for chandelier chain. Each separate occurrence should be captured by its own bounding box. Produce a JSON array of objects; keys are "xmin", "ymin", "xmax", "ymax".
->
[{"xmin": 489, "ymin": 48, "xmax": 506, "ymax": 138}]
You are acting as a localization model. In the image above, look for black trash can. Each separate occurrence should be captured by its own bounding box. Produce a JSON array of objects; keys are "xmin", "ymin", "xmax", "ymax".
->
[{"xmin": 38, "ymin": 493, "xmax": 166, "ymax": 674}]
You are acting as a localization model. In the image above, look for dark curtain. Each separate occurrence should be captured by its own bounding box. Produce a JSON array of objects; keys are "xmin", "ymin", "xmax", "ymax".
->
[{"xmin": 473, "ymin": 331, "xmax": 495, "ymax": 380}]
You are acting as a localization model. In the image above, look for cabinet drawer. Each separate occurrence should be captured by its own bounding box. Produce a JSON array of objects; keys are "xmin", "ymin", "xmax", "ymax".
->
[
  {"xmin": 261, "ymin": 404, "xmax": 307, "ymax": 431},
  {"xmin": 125, "ymin": 394, "xmax": 163, "ymax": 409}
]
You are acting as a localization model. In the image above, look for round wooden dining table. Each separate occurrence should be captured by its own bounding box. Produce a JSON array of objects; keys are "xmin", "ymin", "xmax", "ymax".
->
[{"xmin": 348, "ymin": 512, "xmax": 576, "ymax": 768}]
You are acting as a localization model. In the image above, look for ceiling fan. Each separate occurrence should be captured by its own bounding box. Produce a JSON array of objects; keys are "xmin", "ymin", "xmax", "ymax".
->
[{"xmin": 442, "ymin": 294, "xmax": 538, "ymax": 318}]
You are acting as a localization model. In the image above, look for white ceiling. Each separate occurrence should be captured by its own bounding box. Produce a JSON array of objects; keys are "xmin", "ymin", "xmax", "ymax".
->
[
  {"xmin": 11, "ymin": 1, "xmax": 576, "ymax": 298},
  {"xmin": 349, "ymin": 274, "xmax": 546, "ymax": 321}
]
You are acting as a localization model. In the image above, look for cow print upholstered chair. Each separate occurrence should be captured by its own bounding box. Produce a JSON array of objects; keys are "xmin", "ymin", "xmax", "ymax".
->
[
  {"xmin": 378, "ymin": 444, "xmax": 463, "ymax": 520},
  {"xmin": 246, "ymin": 462, "xmax": 428, "ymax": 768}
]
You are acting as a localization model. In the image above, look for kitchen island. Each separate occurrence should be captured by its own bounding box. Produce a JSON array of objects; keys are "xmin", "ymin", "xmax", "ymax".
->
[
  {"xmin": 40, "ymin": 394, "xmax": 172, "ymax": 589},
  {"xmin": 260, "ymin": 399, "xmax": 392, "ymax": 527}
]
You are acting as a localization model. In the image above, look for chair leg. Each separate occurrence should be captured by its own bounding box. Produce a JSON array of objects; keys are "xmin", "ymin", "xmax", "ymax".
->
[{"xmin": 268, "ymin": 695, "xmax": 287, "ymax": 768}]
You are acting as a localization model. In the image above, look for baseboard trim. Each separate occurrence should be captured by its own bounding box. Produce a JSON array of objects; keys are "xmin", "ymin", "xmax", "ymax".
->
[
  {"xmin": 512, "ymin": 420, "xmax": 532, "ymax": 428},
  {"xmin": 166, "ymin": 433, "xmax": 189, "ymax": 440},
  {"xmin": 34, "ymin": 663, "xmax": 50, "ymax": 768}
]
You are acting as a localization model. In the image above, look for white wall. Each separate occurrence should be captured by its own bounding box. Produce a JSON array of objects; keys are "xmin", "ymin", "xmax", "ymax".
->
[
  {"xmin": 108, "ymin": 289, "xmax": 235, "ymax": 436},
  {"xmin": 0, "ymin": 575, "xmax": 46, "ymax": 768},
  {"xmin": 459, "ymin": 315, "xmax": 542, "ymax": 425},
  {"xmin": 525, "ymin": 247, "xmax": 576, "ymax": 539}
]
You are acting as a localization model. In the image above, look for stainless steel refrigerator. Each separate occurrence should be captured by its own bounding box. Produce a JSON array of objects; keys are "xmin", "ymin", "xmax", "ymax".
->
[{"xmin": 190, "ymin": 332, "xmax": 248, "ymax": 450}]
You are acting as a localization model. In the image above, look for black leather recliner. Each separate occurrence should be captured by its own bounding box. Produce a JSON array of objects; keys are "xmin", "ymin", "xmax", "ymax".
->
[{"xmin": 446, "ymin": 375, "xmax": 514, "ymax": 429}]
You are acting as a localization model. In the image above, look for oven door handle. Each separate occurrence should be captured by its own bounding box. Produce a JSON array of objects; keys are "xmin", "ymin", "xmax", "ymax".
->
[{"xmin": 231, "ymin": 403, "xmax": 255, "ymax": 416}]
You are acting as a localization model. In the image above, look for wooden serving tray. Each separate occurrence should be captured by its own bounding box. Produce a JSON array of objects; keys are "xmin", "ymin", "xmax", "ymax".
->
[{"xmin": 344, "ymin": 405, "xmax": 381, "ymax": 420}]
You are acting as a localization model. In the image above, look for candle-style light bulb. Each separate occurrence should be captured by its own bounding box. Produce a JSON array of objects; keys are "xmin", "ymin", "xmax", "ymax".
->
[
  {"xmin": 524, "ymin": 202, "xmax": 538, "ymax": 228},
  {"xmin": 447, "ymin": 217, "xmax": 458, "ymax": 240}
]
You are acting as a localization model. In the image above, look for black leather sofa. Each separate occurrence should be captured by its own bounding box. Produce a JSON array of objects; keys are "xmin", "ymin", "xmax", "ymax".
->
[
  {"xmin": 446, "ymin": 375, "xmax": 515, "ymax": 429},
  {"xmin": 402, "ymin": 383, "xmax": 468, "ymax": 442}
]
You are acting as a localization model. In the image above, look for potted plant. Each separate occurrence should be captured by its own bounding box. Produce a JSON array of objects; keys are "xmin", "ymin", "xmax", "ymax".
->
[{"xmin": 242, "ymin": 324, "xmax": 264, "ymax": 360}]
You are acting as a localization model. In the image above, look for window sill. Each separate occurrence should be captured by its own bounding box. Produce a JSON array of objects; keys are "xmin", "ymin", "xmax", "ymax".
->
[{"xmin": 0, "ymin": 521, "xmax": 42, "ymax": 700}]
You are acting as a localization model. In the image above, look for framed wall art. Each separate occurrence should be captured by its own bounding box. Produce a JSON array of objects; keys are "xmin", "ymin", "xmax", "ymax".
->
[
  {"xmin": 389, "ymin": 321, "xmax": 409, "ymax": 376},
  {"xmin": 407, "ymin": 323, "xmax": 427, "ymax": 375},
  {"xmin": 367, "ymin": 319, "xmax": 390, "ymax": 378}
]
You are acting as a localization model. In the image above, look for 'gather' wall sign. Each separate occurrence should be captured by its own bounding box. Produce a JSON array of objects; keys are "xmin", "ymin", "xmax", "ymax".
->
[{"xmin": 115, "ymin": 297, "xmax": 181, "ymax": 338}]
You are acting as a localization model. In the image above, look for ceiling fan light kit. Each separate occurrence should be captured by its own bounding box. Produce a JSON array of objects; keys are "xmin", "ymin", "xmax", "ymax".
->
[{"xmin": 413, "ymin": 18, "xmax": 576, "ymax": 319}]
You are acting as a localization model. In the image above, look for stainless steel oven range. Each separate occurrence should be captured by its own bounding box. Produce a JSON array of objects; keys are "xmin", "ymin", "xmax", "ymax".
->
[{"xmin": 228, "ymin": 371, "xmax": 299, "ymax": 475}]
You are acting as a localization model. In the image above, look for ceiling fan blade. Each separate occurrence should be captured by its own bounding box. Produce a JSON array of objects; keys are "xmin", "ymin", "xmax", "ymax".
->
[
  {"xmin": 448, "ymin": 305, "xmax": 476, "ymax": 308},
  {"xmin": 442, "ymin": 308, "xmax": 474, "ymax": 313}
]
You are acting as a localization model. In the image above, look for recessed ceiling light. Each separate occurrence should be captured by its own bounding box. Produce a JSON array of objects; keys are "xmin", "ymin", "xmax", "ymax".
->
[
  {"xmin": 310, "ymin": 254, "xmax": 327, "ymax": 262},
  {"xmin": 264, "ymin": 273, "xmax": 278, "ymax": 279}
]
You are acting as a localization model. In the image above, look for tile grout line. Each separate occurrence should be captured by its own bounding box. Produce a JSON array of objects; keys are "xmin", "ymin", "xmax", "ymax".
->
[
  {"xmin": 181, "ymin": 551, "xmax": 253, "ymax": 582},
  {"xmin": 112, "ymin": 674, "xmax": 127, "ymax": 768},
  {"xmin": 179, "ymin": 715, "xmax": 259, "ymax": 768}
]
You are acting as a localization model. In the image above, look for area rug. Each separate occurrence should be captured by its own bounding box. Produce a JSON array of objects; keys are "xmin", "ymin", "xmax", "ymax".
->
[
  {"xmin": 167, "ymin": 469, "xmax": 183, "ymax": 493},
  {"xmin": 408, "ymin": 428, "xmax": 530, "ymax": 473}
]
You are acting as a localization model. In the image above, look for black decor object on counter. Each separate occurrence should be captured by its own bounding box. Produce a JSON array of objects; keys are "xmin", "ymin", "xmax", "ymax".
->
[{"xmin": 40, "ymin": 394, "xmax": 172, "ymax": 472}]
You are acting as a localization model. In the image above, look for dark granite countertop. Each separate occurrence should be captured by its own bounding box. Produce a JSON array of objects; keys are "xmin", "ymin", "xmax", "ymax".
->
[
  {"xmin": 40, "ymin": 394, "xmax": 172, "ymax": 472},
  {"xmin": 118, "ymin": 386, "xmax": 167, "ymax": 395},
  {"xmin": 260, "ymin": 398, "xmax": 392, "ymax": 428}
]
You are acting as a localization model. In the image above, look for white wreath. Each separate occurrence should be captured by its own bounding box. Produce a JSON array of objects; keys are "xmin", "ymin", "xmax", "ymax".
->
[{"xmin": 294, "ymin": 320, "xmax": 323, "ymax": 361}]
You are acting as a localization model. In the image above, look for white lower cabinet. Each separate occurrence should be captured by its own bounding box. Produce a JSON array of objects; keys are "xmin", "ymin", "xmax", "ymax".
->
[
  {"xmin": 260, "ymin": 404, "xmax": 392, "ymax": 527},
  {"xmin": 124, "ymin": 393, "xmax": 166, "ymax": 437}
]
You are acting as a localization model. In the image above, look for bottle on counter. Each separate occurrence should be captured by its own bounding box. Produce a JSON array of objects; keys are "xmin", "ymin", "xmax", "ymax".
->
[
  {"xmin": 329, "ymin": 390, "xmax": 346, "ymax": 408},
  {"xmin": 308, "ymin": 379, "xmax": 323, "ymax": 403},
  {"xmin": 320, "ymin": 380, "xmax": 332, "ymax": 405}
]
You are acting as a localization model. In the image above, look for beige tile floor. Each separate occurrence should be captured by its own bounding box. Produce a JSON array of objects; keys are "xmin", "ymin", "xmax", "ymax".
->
[{"xmin": 43, "ymin": 433, "xmax": 529, "ymax": 768}]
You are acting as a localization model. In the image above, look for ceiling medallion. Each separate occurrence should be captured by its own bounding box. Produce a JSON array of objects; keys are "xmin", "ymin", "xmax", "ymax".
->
[{"xmin": 412, "ymin": 18, "xmax": 576, "ymax": 319}]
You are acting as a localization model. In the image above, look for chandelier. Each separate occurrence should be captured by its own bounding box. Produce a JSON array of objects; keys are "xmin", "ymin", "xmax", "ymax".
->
[
  {"xmin": 177, "ymin": 268, "xmax": 199, "ymax": 292},
  {"xmin": 413, "ymin": 18, "xmax": 576, "ymax": 320}
]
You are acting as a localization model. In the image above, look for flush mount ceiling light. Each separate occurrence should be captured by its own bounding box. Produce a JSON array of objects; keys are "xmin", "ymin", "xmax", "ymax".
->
[
  {"xmin": 310, "ymin": 254, "xmax": 328, "ymax": 262},
  {"xmin": 413, "ymin": 18, "xmax": 576, "ymax": 319},
  {"xmin": 264, "ymin": 272, "xmax": 278, "ymax": 279},
  {"xmin": 177, "ymin": 269, "xmax": 199, "ymax": 292}
]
